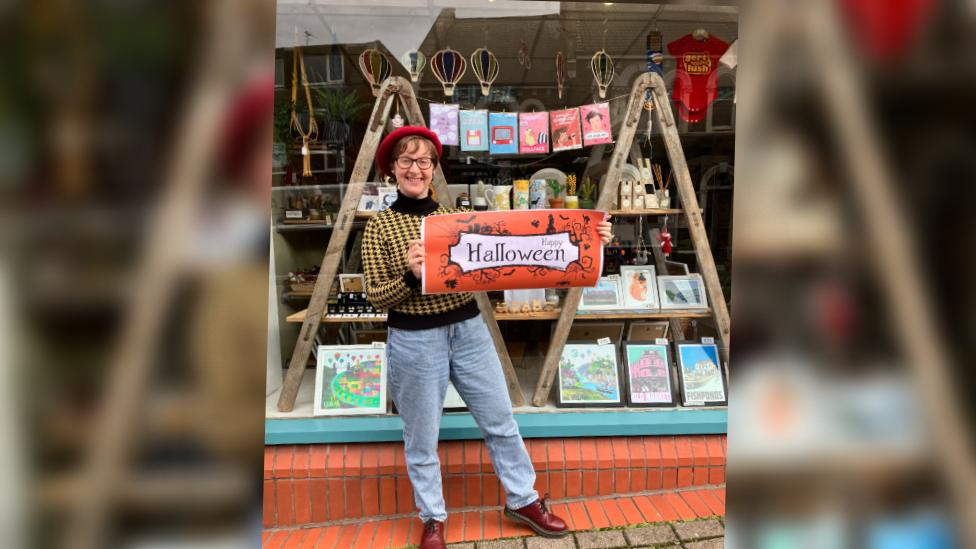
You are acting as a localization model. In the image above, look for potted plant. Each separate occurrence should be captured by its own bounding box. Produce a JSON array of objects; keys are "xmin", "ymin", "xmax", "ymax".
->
[
  {"xmin": 273, "ymin": 101, "xmax": 293, "ymax": 169},
  {"xmin": 547, "ymin": 179, "xmax": 565, "ymax": 208},
  {"xmin": 315, "ymin": 88, "xmax": 367, "ymax": 144},
  {"xmin": 579, "ymin": 177, "xmax": 597, "ymax": 209}
]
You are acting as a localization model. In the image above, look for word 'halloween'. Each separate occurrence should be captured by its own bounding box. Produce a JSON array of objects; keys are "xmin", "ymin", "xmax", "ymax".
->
[{"xmin": 449, "ymin": 232, "xmax": 579, "ymax": 273}]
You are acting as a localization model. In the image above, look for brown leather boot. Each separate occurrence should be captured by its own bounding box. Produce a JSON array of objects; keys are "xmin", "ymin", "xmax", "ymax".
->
[
  {"xmin": 420, "ymin": 520, "xmax": 446, "ymax": 549},
  {"xmin": 504, "ymin": 496, "xmax": 569, "ymax": 538}
]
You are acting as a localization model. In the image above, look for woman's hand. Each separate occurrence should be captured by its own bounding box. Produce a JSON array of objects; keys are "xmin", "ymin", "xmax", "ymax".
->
[
  {"xmin": 407, "ymin": 239, "xmax": 424, "ymax": 279},
  {"xmin": 597, "ymin": 216, "xmax": 614, "ymax": 246}
]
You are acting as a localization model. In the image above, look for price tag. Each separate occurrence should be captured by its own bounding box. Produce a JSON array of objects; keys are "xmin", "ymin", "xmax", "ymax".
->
[
  {"xmin": 597, "ymin": 337, "xmax": 612, "ymax": 346},
  {"xmin": 655, "ymin": 338, "xmax": 669, "ymax": 345},
  {"xmin": 285, "ymin": 210, "xmax": 304, "ymax": 219},
  {"xmin": 701, "ymin": 337, "xmax": 715, "ymax": 345},
  {"xmin": 371, "ymin": 341, "xmax": 386, "ymax": 349}
]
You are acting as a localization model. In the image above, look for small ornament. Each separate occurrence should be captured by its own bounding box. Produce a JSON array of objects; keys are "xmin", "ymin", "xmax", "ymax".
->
[
  {"xmin": 555, "ymin": 51, "xmax": 567, "ymax": 99},
  {"xmin": 390, "ymin": 102, "xmax": 405, "ymax": 129},
  {"xmin": 400, "ymin": 50, "xmax": 427, "ymax": 82},
  {"xmin": 591, "ymin": 50, "xmax": 614, "ymax": 99},
  {"xmin": 470, "ymin": 47, "xmax": 499, "ymax": 96},
  {"xmin": 659, "ymin": 229, "xmax": 672, "ymax": 255},
  {"xmin": 431, "ymin": 47, "xmax": 467, "ymax": 97},
  {"xmin": 358, "ymin": 48, "xmax": 393, "ymax": 96}
]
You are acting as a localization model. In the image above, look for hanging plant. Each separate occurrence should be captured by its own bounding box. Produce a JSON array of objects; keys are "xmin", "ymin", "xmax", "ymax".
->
[
  {"xmin": 358, "ymin": 48, "xmax": 393, "ymax": 96},
  {"xmin": 470, "ymin": 47, "xmax": 499, "ymax": 96},
  {"xmin": 591, "ymin": 50, "xmax": 615, "ymax": 99},
  {"xmin": 431, "ymin": 47, "xmax": 467, "ymax": 97}
]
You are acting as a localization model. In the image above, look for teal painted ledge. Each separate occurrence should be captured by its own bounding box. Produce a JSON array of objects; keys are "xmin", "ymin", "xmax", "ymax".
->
[{"xmin": 265, "ymin": 408, "xmax": 727, "ymax": 445}]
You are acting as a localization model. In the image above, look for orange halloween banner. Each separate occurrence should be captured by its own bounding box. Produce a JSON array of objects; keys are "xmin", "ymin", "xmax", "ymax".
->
[{"xmin": 421, "ymin": 209, "xmax": 606, "ymax": 294}]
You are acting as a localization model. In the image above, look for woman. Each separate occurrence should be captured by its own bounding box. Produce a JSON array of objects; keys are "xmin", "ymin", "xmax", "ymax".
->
[{"xmin": 362, "ymin": 127, "xmax": 613, "ymax": 549}]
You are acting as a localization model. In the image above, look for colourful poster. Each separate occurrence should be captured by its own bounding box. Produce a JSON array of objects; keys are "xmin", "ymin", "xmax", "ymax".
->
[
  {"xmin": 518, "ymin": 112, "xmax": 549, "ymax": 154},
  {"xmin": 429, "ymin": 103, "xmax": 459, "ymax": 146},
  {"xmin": 625, "ymin": 344, "xmax": 674, "ymax": 405},
  {"xmin": 314, "ymin": 344, "xmax": 388, "ymax": 416},
  {"xmin": 488, "ymin": 112, "xmax": 518, "ymax": 155},
  {"xmin": 420, "ymin": 209, "xmax": 606, "ymax": 293},
  {"xmin": 580, "ymin": 102, "xmax": 613, "ymax": 146},
  {"xmin": 459, "ymin": 109, "xmax": 489, "ymax": 152},
  {"xmin": 550, "ymin": 108, "xmax": 582, "ymax": 151},
  {"xmin": 557, "ymin": 343, "xmax": 622, "ymax": 406},
  {"xmin": 676, "ymin": 343, "xmax": 727, "ymax": 405}
]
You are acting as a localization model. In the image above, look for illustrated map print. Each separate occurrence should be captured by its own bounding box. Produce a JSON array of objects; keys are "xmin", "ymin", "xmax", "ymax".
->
[{"xmin": 319, "ymin": 349, "xmax": 384, "ymax": 411}]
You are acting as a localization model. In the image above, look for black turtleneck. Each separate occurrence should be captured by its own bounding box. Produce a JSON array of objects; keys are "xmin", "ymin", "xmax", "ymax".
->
[{"xmin": 390, "ymin": 190, "xmax": 439, "ymax": 216}]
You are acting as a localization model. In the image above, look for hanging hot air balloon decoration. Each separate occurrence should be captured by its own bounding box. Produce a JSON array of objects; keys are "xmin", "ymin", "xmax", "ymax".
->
[
  {"xmin": 591, "ymin": 49, "xmax": 614, "ymax": 99},
  {"xmin": 470, "ymin": 47, "xmax": 499, "ymax": 96},
  {"xmin": 358, "ymin": 48, "xmax": 393, "ymax": 96},
  {"xmin": 555, "ymin": 51, "xmax": 567, "ymax": 100},
  {"xmin": 401, "ymin": 50, "xmax": 427, "ymax": 82},
  {"xmin": 431, "ymin": 47, "xmax": 467, "ymax": 97}
]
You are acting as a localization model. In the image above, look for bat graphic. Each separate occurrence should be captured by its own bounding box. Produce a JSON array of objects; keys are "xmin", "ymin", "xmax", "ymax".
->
[
  {"xmin": 455, "ymin": 215, "xmax": 477, "ymax": 224},
  {"xmin": 501, "ymin": 269, "xmax": 516, "ymax": 276},
  {"xmin": 530, "ymin": 220, "xmax": 540, "ymax": 228},
  {"xmin": 558, "ymin": 215, "xmax": 571, "ymax": 221}
]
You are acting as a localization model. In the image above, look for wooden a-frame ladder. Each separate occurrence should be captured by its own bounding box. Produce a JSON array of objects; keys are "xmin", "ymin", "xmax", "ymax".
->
[
  {"xmin": 277, "ymin": 76, "xmax": 525, "ymax": 412},
  {"xmin": 531, "ymin": 71, "xmax": 732, "ymax": 406}
]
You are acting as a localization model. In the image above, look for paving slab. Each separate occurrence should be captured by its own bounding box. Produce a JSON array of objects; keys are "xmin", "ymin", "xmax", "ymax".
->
[
  {"xmin": 447, "ymin": 544, "xmax": 475, "ymax": 549},
  {"xmin": 685, "ymin": 539, "xmax": 724, "ymax": 549},
  {"xmin": 623, "ymin": 524, "xmax": 677, "ymax": 546},
  {"xmin": 524, "ymin": 535, "xmax": 576, "ymax": 549},
  {"xmin": 576, "ymin": 530, "xmax": 628, "ymax": 549},
  {"xmin": 674, "ymin": 520, "xmax": 724, "ymax": 541},
  {"xmin": 477, "ymin": 540, "xmax": 525, "ymax": 549}
]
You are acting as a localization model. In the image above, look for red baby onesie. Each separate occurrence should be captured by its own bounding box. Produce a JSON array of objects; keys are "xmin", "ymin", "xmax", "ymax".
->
[{"xmin": 667, "ymin": 34, "xmax": 729, "ymax": 123}]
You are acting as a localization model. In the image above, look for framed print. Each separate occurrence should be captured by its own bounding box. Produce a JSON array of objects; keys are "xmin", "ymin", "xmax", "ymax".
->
[
  {"xmin": 443, "ymin": 381, "xmax": 467, "ymax": 411},
  {"xmin": 619, "ymin": 265, "xmax": 658, "ymax": 310},
  {"xmin": 556, "ymin": 342, "xmax": 623, "ymax": 407},
  {"xmin": 626, "ymin": 321, "xmax": 669, "ymax": 341},
  {"xmin": 623, "ymin": 342, "xmax": 676, "ymax": 407},
  {"xmin": 314, "ymin": 344, "xmax": 388, "ymax": 416},
  {"xmin": 578, "ymin": 275, "xmax": 622, "ymax": 311},
  {"xmin": 657, "ymin": 274, "xmax": 709, "ymax": 310},
  {"xmin": 560, "ymin": 321, "xmax": 625, "ymax": 344},
  {"xmin": 339, "ymin": 274, "xmax": 365, "ymax": 293},
  {"xmin": 675, "ymin": 342, "xmax": 728, "ymax": 406}
]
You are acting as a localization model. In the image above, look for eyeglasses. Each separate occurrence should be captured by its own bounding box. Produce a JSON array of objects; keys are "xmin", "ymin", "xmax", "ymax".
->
[{"xmin": 395, "ymin": 156, "xmax": 434, "ymax": 170}]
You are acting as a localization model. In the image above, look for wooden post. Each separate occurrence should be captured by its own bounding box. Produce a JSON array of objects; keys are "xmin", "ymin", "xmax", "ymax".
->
[
  {"xmin": 532, "ymin": 73, "xmax": 653, "ymax": 407},
  {"xmin": 397, "ymin": 79, "xmax": 526, "ymax": 406},
  {"xmin": 648, "ymin": 72, "xmax": 731, "ymax": 364},
  {"xmin": 277, "ymin": 78, "xmax": 398, "ymax": 411}
]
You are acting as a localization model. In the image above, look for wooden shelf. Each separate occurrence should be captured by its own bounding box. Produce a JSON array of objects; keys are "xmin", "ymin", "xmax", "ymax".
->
[
  {"xmin": 285, "ymin": 307, "xmax": 712, "ymax": 323},
  {"xmin": 609, "ymin": 208, "xmax": 685, "ymax": 216}
]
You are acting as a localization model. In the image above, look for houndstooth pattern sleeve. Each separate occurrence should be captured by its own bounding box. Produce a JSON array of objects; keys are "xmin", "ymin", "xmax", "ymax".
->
[{"xmin": 362, "ymin": 214, "xmax": 414, "ymax": 309}]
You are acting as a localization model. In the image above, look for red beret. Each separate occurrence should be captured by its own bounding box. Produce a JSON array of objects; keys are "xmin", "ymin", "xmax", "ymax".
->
[{"xmin": 376, "ymin": 126, "xmax": 443, "ymax": 178}]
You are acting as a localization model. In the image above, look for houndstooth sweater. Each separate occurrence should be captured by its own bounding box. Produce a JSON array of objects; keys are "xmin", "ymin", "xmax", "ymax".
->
[{"xmin": 361, "ymin": 191, "xmax": 479, "ymax": 330}]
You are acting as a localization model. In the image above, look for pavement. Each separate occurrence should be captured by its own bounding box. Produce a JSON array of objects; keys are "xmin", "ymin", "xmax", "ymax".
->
[{"xmin": 442, "ymin": 519, "xmax": 725, "ymax": 549}]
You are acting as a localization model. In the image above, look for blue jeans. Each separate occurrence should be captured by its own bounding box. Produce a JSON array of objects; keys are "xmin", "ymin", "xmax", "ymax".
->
[{"xmin": 388, "ymin": 314, "xmax": 538, "ymax": 522}]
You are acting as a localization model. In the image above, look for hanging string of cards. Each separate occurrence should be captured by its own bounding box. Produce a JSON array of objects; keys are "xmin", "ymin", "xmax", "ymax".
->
[{"xmin": 429, "ymin": 102, "xmax": 613, "ymax": 155}]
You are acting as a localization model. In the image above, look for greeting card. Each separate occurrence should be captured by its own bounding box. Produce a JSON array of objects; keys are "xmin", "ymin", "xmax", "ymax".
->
[
  {"xmin": 488, "ymin": 112, "xmax": 518, "ymax": 155},
  {"xmin": 580, "ymin": 102, "xmax": 613, "ymax": 146},
  {"xmin": 429, "ymin": 103, "xmax": 459, "ymax": 146},
  {"xmin": 550, "ymin": 108, "xmax": 582, "ymax": 151},
  {"xmin": 459, "ymin": 109, "xmax": 489, "ymax": 152},
  {"xmin": 518, "ymin": 112, "xmax": 549, "ymax": 154}
]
